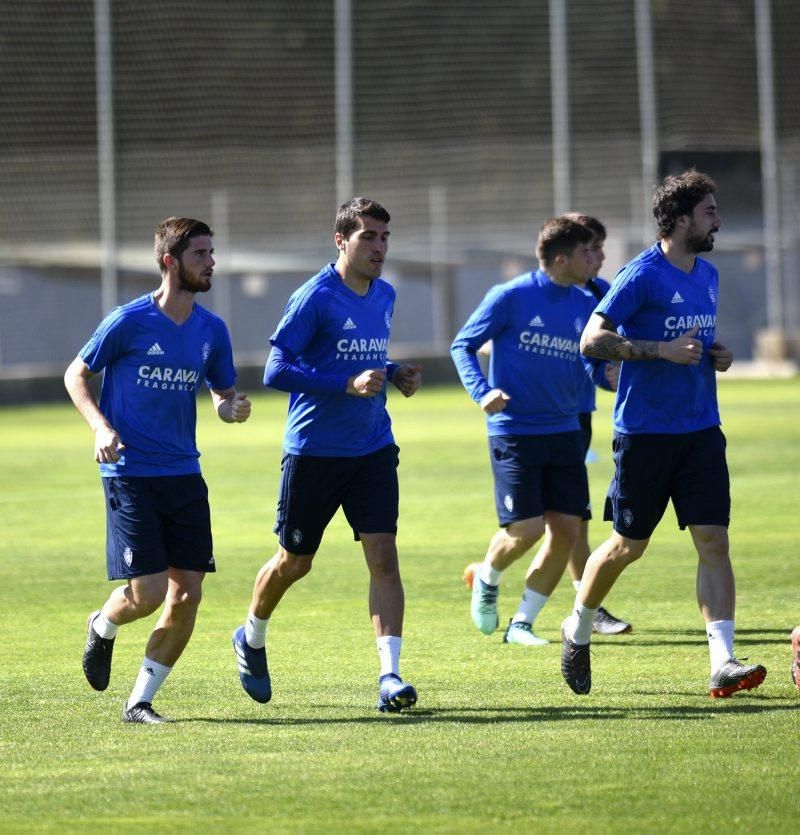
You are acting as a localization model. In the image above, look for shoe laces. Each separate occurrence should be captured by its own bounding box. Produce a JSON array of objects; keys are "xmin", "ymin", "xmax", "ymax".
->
[{"xmin": 477, "ymin": 582, "xmax": 498, "ymax": 612}]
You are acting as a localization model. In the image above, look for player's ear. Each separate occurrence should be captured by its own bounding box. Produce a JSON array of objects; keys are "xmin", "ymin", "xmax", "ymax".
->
[{"xmin": 334, "ymin": 232, "xmax": 346, "ymax": 252}]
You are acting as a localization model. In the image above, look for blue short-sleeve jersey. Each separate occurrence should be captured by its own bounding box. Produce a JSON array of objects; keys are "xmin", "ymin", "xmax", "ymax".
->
[
  {"xmin": 576, "ymin": 277, "xmax": 611, "ymax": 413},
  {"xmin": 269, "ymin": 263, "xmax": 395, "ymax": 456},
  {"xmin": 595, "ymin": 243, "xmax": 721, "ymax": 434},
  {"xmin": 451, "ymin": 270, "xmax": 597, "ymax": 436},
  {"xmin": 80, "ymin": 293, "xmax": 236, "ymax": 477}
]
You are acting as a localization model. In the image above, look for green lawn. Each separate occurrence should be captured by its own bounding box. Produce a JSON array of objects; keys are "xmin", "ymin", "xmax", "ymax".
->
[{"xmin": 1, "ymin": 379, "xmax": 798, "ymax": 832}]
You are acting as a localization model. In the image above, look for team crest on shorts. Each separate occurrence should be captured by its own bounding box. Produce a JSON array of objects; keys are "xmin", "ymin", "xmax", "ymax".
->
[
  {"xmin": 123, "ymin": 546, "xmax": 134, "ymax": 567},
  {"xmin": 202, "ymin": 341, "xmax": 211, "ymax": 362},
  {"xmin": 504, "ymin": 495, "xmax": 514, "ymax": 513},
  {"xmin": 622, "ymin": 509, "xmax": 634, "ymax": 528},
  {"xmin": 292, "ymin": 529, "xmax": 303, "ymax": 546}
]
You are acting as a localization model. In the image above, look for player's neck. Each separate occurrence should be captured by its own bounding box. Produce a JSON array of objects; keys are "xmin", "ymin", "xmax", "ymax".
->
[
  {"xmin": 659, "ymin": 238, "xmax": 696, "ymax": 274},
  {"xmin": 153, "ymin": 283, "xmax": 195, "ymax": 324},
  {"xmin": 335, "ymin": 260, "xmax": 371, "ymax": 296}
]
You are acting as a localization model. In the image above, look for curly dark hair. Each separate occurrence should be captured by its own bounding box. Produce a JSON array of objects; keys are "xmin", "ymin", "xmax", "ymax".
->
[{"xmin": 653, "ymin": 170, "xmax": 716, "ymax": 238}]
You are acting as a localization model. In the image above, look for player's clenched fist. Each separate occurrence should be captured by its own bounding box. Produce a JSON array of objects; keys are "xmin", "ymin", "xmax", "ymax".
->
[
  {"xmin": 392, "ymin": 364, "xmax": 422, "ymax": 398},
  {"xmin": 661, "ymin": 326, "xmax": 703, "ymax": 365},
  {"xmin": 480, "ymin": 388, "xmax": 511, "ymax": 414},
  {"xmin": 229, "ymin": 392, "xmax": 252, "ymax": 422},
  {"xmin": 94, "ymin": 425, "xmax": 125, "ymax": 463},
  {"xmin": 348, "ymin": 368, "xmax": 386, "ymax": 397}
]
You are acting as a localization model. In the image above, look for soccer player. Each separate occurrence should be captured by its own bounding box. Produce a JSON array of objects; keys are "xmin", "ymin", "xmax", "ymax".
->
[
  {"xmin": 232, "ymin": 197, "xmax": 422, "ymax": 713},
  {"xmin": 560, "ymin": 170, "xmax": 767, "ymax": 697},
  {"xmin": 452, "ymin": 217, "xmax": 612, "ymax": 646},
  {"xmin": 564, "ymin": 213, "xmax": 632, "ymax": 636},
  {"xmin": 65, "ymin": 217, "xmax": 251, "ymax": 724}
]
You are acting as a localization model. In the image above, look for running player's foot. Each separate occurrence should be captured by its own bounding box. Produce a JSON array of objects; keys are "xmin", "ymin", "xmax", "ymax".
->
[
  {"xmin": 376, "ymin": 674, "xmax": 417, "ymax": 713},
  {"xmin": 561, "ymin": 619, "xmax": 591, "ymax": 695},
  {"xmin": 232, "ymin": 626, "xmax": 272, "ymax": 703},
  {"xmin": 708, "ymin": 658, "xmax": 767, "ymax": 698},
  {"xmin": 503, "ymin": 619, "xmax": 549, "ymax": 646},
  {"xmin": 122, "ymin": 701, "xmax": 171, "ymax": 724},
  {"xmin": 592, "ymin": 606, "xmax": 632, "ymax": 635},
  {"xmin": 791, "ymin": 626, "xmax": 800, "ymax": 690},
  {"xmin": 83, "ymin": 611, "xmax": 115, "ymax": 691},
  {"xmin": 467, "ymin": 565, "xmax": 499, "ymax": 635}
]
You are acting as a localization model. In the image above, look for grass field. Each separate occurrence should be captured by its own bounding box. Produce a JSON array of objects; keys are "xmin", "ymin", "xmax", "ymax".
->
[{"xmin": 1, "ymin": 378, "xmax": 799, "ymax": 832}]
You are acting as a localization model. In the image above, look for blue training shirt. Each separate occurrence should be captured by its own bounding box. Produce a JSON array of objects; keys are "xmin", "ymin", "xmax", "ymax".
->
[
  {"xmin": 80, "ymin": 293, "xmax": 237, "ymax": 477},
  {"xmin": 266, "ymin": 263, "xmax": 395, "ymax": 457},
  {"xmin": 451, "ymin": 270, "xmax": 599, "ymax": 436},
  {"xmin": 577, "ymin": 277, "xmax": 611, "ymax": 414},
  {"xmin": 595, "ymin": 242, "xmax": 721, "ymax": 434}
]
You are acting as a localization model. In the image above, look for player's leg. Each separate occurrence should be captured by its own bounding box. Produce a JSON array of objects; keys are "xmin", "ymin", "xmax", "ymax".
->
[
  {"xmin": 123, "ymin": 567, "xmax": 205, "ymax": 724},
  {"xmin": 561, "ymin": 432, "xmax": 669, "ymax": 694},
  {"xmin": 83, "ymin": 477, "xmax": 170, "ymax": 693},
  {"xmin": 569, "ymin": 415, "xmax": 633, "ymax": 635},
  {"xmin": 233, "ymin": 453, "xmax": 338, "ymax": 704},
  {"xmin": 344, "ymin": 444, "xmax": 415, "ymax": 712},
  {"xmin": 360, "ymin": 532, "xmax": 416, "ymax": 712},
  {"xmin": 122, "ymin": 475, "xmax": 216, "ymax": 723},
  {"xmin": 677, "ymin": 427, "xmax": 766, "ymax": 697},
  {"xmin": 504, "ymin": 513, "xmax": 577, "ymax": 646},
  {"xmin": 505, "ymin": 431, "xmax": 586, "ymax": 646},
  {"xmin": 465, "ymin": 435, "xmax": 545, "ymax": 635}
]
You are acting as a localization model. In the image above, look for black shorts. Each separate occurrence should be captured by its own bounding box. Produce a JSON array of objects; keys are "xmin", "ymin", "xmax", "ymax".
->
[
  {"xmin": 578, "ymin": 412, "xmax": 593, "ymax": 522},
  {"xmin": 489, "ymin": 432, "xmax": 589, "ymax": 526},
  {"xmin": 103, "ymin": 475, "xmax": 214, "ymax": 580},
  {"xmin": 274, "ymin": 443, "xmax": 400, "ymax": 556},
  {"xmin": 603, "ymin": 426, "xmax": 730, "ymax": 541}
]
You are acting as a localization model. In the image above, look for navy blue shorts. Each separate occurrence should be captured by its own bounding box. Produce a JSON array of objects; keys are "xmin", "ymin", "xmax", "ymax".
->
[
  {"xmin": 103, "ymin": 475, "xmax": 214, "ymax": 580},
  {"xmin": 603, "ymin": 426, "xmax": 730, "ymax": 541},
  {"xmin": 578, "ymin": 412, "xmax": 593, "ymax": 522},
  {"xmin": 274, "ymin": 443, "xmax": 399, "ymax": 556},
  {"xmin": 489, "ymin": 432, "xmax": 589, "ymax": 526}
]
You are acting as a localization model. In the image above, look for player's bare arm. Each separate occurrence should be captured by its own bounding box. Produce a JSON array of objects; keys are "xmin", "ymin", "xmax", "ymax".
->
[
  {"xmin": 582, "ymin": 314, "xmax": 703, "ymax": 365},
  {"xmin": 63, "ymin": 356, "xmax": 125, "ymax": 463},
  {"xmin": 212, "ymin": 387, "xmax": 252, "ymax": 423},
  {"xmin": 391, "ymin": 364, "xmax": 422, "ymax": 398},
  {"xmin": 348, "ymin": 368, "xmax": 386, "ymax": 397}
]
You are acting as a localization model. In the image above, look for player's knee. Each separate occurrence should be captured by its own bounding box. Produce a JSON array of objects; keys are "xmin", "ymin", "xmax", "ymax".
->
[
  {"xmin": 276, "ymin": 549, "xmax": 314, "ymax": 582},
  {"xmin": 507, "ymin": 518, "xmax": 544, "ymax": 550},
  {"xmin": 169, "ymin": 584, "xmax": 203, "ymax": 612},
  {"xmin": 607, "ymin": 535, "xmax": 647, "ymax": 566},
  {"xmin": 127, "ymin": 576, "xmax": 168, "ymax": 614},
  {"xmin": 692, "ymin": 525, "xmax": 729, "ymax": 562}
]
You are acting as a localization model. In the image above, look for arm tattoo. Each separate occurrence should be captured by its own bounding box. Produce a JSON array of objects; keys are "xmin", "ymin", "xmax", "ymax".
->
[{"xmin": 584, "ymin": 331, "xmax": 660, "ymax": 361}]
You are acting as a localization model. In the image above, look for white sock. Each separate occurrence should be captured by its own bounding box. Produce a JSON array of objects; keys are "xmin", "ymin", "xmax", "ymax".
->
[
  {"xmin": 706, "ymin": 619, "xmax": 735, "ymax": 672},
  {"xmin": 479, "ymin": 562, "xmax": 502, "ymax": 587},
  {"xmin": 565, "ymin": 598, "xmax": 598, "ymax": 645},
  {"xmin": 245, "ymin": 611, "xmax": 269, "ymax": 649},
  {"xmin": 127, "ymin": 658, "xmax": 172, "ymax": 708},
  {"xmin": 376, "ymin": 635, "xmax": 402, "ymax": 678},
  {"xmin": 572, "ymin": 579, "xmax": 582, "ymax": 593},
  {"xmin": 511, "ymin": 588, "xmax": 549, "ymax": 627},
  {"xmin": 92, "ymin": 610, "xmax": 119, "ymax": 640}
]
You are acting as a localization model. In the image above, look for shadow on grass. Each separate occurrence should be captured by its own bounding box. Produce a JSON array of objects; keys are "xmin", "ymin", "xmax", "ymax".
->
[{"xmin": 178, "ymin": 699, "xmax": 800, "ymax": 727}]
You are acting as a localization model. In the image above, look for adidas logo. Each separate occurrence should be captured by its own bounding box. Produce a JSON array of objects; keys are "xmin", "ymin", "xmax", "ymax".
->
[
  {"xmin": 529, "ymin": 315, "xmax": 545, "ymax": 327},
  {"xmin": 147, "ymin": 342, "xmax": 165, "ymax": 355},
  {"xmin": 342, "ymin": 318, "xmax": 357, "ymax": 330},
  {"xmin": 671, "ymin": 292, "xmax": 684, "ymax": 304}
]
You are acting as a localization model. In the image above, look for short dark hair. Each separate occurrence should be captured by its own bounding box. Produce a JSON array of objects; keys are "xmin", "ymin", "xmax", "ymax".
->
[
  {"xmin": 536, "ymin": 217, "xmax": 593, "ymax": 265},
  {"xmin": 564, "ymin": 212, "xmax": 606, "ymax": 241},
  {"xmin": 154, "ymin": 217, "xmax": 213, "ymax": 272},
  {"xmin": 653, "ymin": 170, "xmax": 716, "ymax": 238},
  {"xmin": 335, "ymin": 197, "xmax": 390, "ymax": 239}
]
